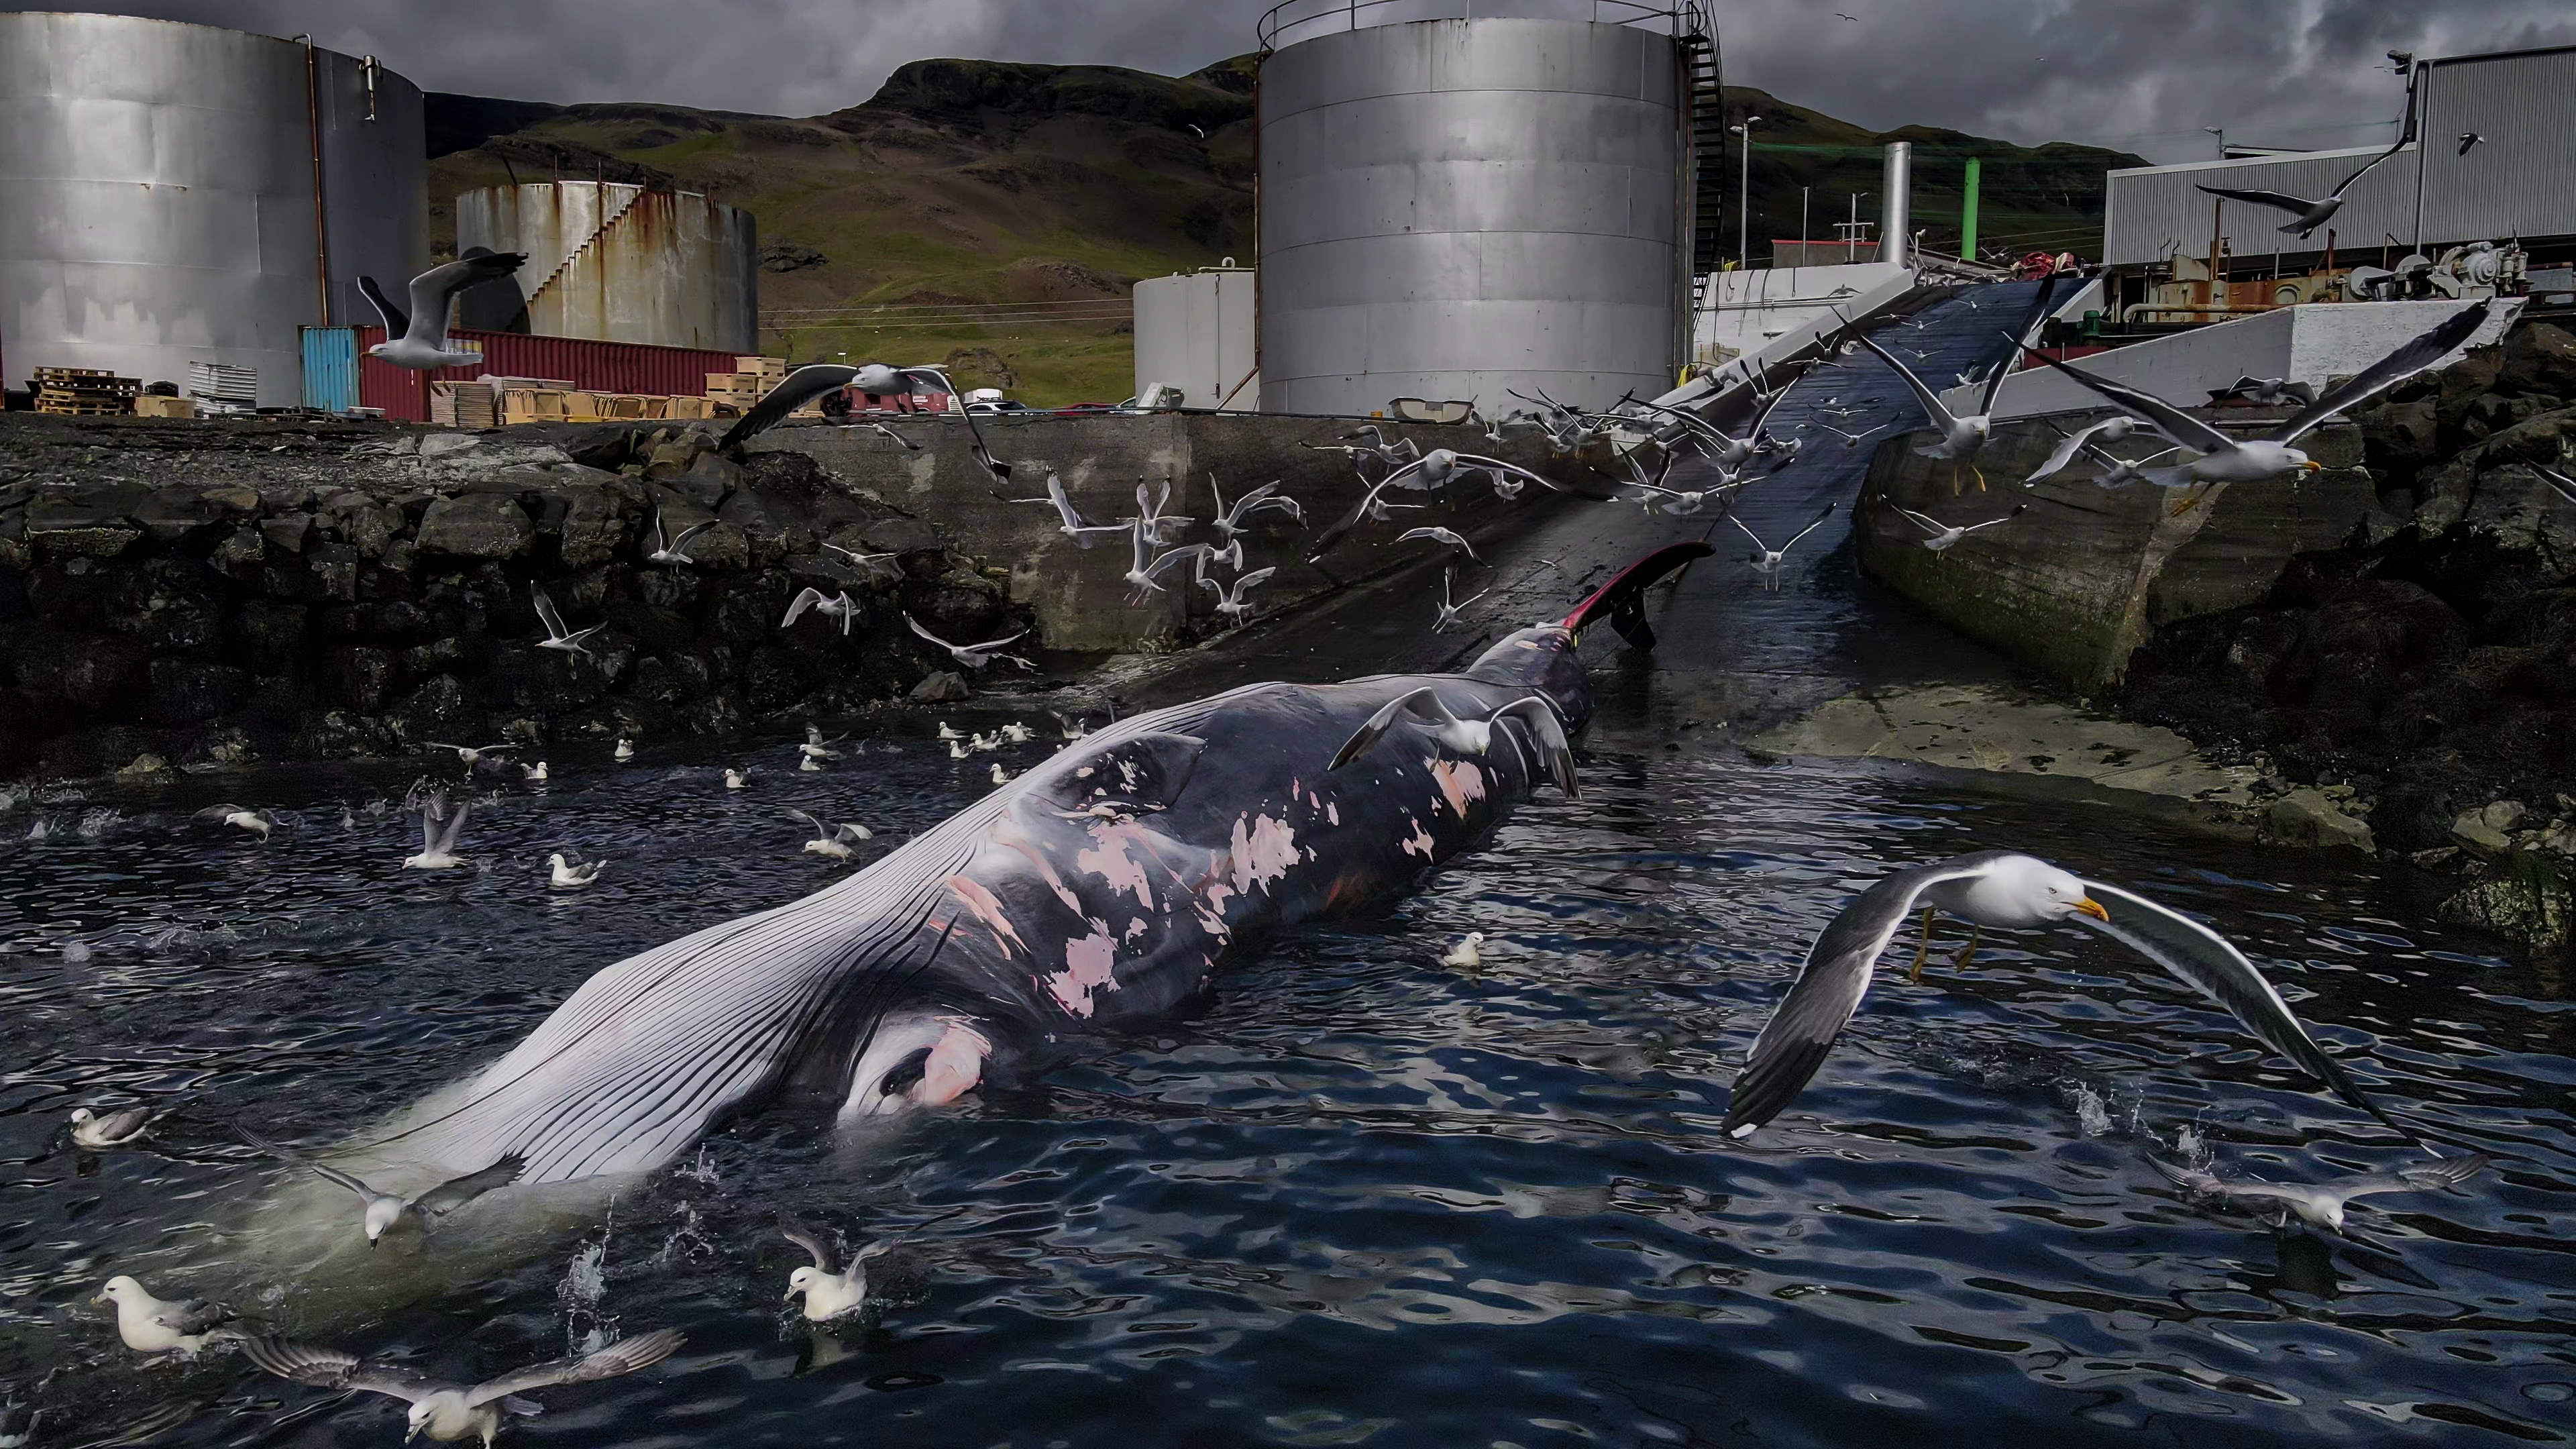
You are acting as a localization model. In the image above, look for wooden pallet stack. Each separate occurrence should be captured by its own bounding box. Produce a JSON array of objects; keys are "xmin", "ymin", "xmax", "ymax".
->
[
  {"xmin": 34, "ymin": 367, "xmax": 139, "ymax": 416},
  {"xmin": 429, "ymin": 381, "xmax": 499, "ymax": 429},
  {"xmin": 704, "ymin": 356, "xmax": 818, "ymax": 419}
]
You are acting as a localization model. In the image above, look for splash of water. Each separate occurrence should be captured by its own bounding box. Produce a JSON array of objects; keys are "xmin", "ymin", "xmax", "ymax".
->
[
  {"xmin": 2072, "ymin": 1085, "xmax": 2112, "ymax": 1138},
  {"xmin": 674, "ymin": 1145, "xmax": 720, "ymax": 1187},
  {"xmin": 78, "ymin": 808, "xmax": 120, "ymax": 840},
  {"xmin": 25, "ymin": 817, "xmax": 51, "ymax": 841},
  {"xmin": 658, "ymin": 1201, "xmax": 714, "ymax": 1267},
  {"xmin": 556, "ymin": 1196, "xmax": 617, "ymax": 1354}
]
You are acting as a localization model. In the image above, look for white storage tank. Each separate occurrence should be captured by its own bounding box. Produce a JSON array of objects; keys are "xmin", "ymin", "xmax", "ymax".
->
[
  {"xmin": 1256, "ymin": 11, "xmax": 1686, "ymax": 415},
  {"xmin": 1132, "ymin": 262, "xmax": 1258, "ymax": 411},
  {"xmin": 0, "ymin": 13, "xmax": 427, "ymax": 406},
  {"xmin": 454, "ymin": 180, "xmax": 757, "ymax": 353}
]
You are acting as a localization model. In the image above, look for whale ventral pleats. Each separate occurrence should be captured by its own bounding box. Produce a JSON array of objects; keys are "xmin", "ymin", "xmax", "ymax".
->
[{"xmin": 1032, "ymin": 731, "xmax": 1210, "ymax": 814}]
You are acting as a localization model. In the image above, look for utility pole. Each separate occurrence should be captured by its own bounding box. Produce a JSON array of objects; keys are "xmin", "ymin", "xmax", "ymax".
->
[
  {"xmin": 1729, "ymin": 115, "xmax": 1762, "ymax": 266},
  {"xmin": 1798, "ymin": 184, "xmax": 1810, "ymax": 279}
]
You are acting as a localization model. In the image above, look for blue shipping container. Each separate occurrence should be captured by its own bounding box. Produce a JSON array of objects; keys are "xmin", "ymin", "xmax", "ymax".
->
[{"xmin": 301, "ymin": 326, "xmax": 359, "ymax": 412}]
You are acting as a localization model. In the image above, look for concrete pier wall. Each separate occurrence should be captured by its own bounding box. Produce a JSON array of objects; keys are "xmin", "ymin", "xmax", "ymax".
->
[{"xmin": 1851, "ymin": 411, "xmax": 2379, "ymax": 688}]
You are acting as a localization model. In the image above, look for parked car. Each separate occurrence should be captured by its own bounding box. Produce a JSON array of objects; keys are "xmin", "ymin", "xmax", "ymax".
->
[{"xmin": 965, "ymin": 399, "xmax": 1036, "ymax": 415}]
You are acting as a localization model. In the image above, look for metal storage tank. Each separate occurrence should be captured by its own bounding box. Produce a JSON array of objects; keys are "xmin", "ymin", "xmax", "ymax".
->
[
  {"xmin": 1256, "ymin": 9, "xmax": 1686, "ymax": 415},
  {"xmin": 0, "ymin": 12, "xmax": 427, "ymax": 407},
  {"xmin": 455, "ymin": 180, "xmax": 757, "ymax": 353},
  {"xmin": 1133, "ymin": 262, "xmax": 1259, "ymax": 410}
]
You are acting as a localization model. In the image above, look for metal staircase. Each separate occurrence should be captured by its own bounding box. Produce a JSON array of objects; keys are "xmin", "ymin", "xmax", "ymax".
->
[
  {"xmin": 524, "ymin": 183, "xmax": 649, "ymax": 317},
  {"xmin": 1680, "ymin": 19, "xmax": 1725, "ymax": 323}
]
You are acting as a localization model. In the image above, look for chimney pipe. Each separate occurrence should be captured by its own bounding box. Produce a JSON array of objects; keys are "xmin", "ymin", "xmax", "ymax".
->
[{"xmin": 1881, "ymin": 142, "xmax": 1912, "ymax": 269}]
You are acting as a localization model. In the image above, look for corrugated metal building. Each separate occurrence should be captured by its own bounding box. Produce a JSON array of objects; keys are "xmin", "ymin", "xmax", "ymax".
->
[
  {"xmin": 2101, "ymin": 43, "xmax": 2576, "ymax": 269},
  {"xmin": 455, "ymin": 180, "xmax": 758, "ymax": 353},
  {"xmin": 327, "ymin": 325, "xmax": 743, "ymax": 421}
]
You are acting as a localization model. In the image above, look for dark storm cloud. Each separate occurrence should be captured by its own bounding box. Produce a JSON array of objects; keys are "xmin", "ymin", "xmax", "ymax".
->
[{"xmin": 70, "ymin": 0, "xmax": 2576, "ymax": 159}]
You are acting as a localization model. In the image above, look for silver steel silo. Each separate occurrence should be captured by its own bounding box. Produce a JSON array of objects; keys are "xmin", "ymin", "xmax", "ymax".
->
[
  {"xmin": 454, "ymin": 181, "xmax": 757, "ymax": 354},
  {"xmin": 0, "ymin": 13, "xmax": 426, "ymax": 406},
  {"xmin": 1256, "ymin": 11, "xmax": 1686, "ymax": 415}
]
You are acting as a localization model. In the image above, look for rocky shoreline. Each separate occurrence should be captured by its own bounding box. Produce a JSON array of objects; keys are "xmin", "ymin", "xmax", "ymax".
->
[
  {"xmin": 0, "ymin": 414, "xmax": 1036, "ymax": 779},
  {"xmin": 2118, "ymin": 319, "xmax": 2576, "ymax": 953}
]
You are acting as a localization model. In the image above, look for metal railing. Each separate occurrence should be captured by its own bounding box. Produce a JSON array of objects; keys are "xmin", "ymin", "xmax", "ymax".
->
[{"xmin": 1258, "ymin": 0, "xmax": 1711, "ymax": 52}]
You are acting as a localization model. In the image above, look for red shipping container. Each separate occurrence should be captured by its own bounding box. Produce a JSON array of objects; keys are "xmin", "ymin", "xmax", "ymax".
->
[{"xmin": 356, "ymin": 327, "xmax": 749, "ymax": 423}]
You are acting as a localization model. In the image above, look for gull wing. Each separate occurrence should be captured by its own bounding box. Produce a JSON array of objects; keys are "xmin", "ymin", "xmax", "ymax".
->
[
  {"xmin": 1980, "ymin": 274, "xmax": 2061, "ymax": 415},
  {"xmin": 433, "ymin": 800, "xmax": 471, "ymax": 856},
  {"xmin": 2536, "ymin": 466, "xmax": 2576, "ymax": 504},
  {"xmin": 150, "ymin": 1297, "xmax": 235, "ymax": 1336},
  {"xmin": 1452, "ymin": 452, "xmax": 1576, "ymax": 495},
  {"xmin": 356, "ymin": 275, "xmax": 409, "ymax": 337},
  {"xmin": 466, "ymin": 1328, "xmax": 685, "ymax": 1408},
  {"xmin": 239, "ymin": 1122, "xmax": 382, "ymax": 1202},
  {"xmin": 782, "ymin": 588, "xmax": 826, "ymax": 629},
  {"xmin": 1327, "ymin": 686, "xmax": 1460, "ymax": 770},
  {"xmin": 2269, "ymin": 300, "xmax": 2491, "ymax": 444},
  {"xmin": 667, "ymin": 519, "xmax": 718, "ymax": 553},
  {"xmin": 2027, "ymin": 418, "xmax": 2120, "ymax": 483},
  {"xmin": 1721, "ymin": 854, "xmax": 2007, "ymax": 1137},
  {"xmin": 2076, "ymin": 879, "xmax": 2408, "ymax": 1134},
  {"xmin": 1141, "ymin": 543, "xmax": 1212, "ymax": 582},
  {"xmin": 718, "ymin": 364, "xmax": 860, "ymax": 451},
  {"xmin": 905, "ymin": 614, "xmax": 959, "ymax": 653},
  {"xmin": 2149, "ymin": 1157, "xmax": 2308, "ymax": 1210},
  {"xmin": 409, "ymin": 1152, "xmax": 527, "ymax": 1217},
  {"xmin": 782, "ymin": 1216, "xmax": 841, "ymax": 1275},
  {"xmin": 2339, "ymin": 1152, "xmax": 2491, "ymax": 1199},
  {"xmin": 1847, "ymin": 327, "xmax": 1964, "ymax": 431},
  {"xmin": 403, "ymin": 253, "xmax": 525, "ymax": 346},
  {"xmin": 2328, "ymin": 136, "xmax": 2409, "ymax": 199},
  {"xmin": 242, "ymin": 1337, "xmax": 439, "ymax": 1402},
  {"xmin": 786, "ymin": 807, "xmax": 827, "ymax": 841},
  {"xmin": 2012, "ymin": 348, "xmax": 2236, "ymax": 455},
  {"xmin": 1780, "ymin": 504, "xmax": 1837, "ymax": 552},
  {"xmin": 531, "ymin": 585, "xmax": 568, "ymax": 640},
  {"xmin": 1894, "ymin": 507, "xmax": 1948, "ymax": 535},
  {"xmin": 1233, "ymin": 566, "xmax": 1275, "ymax": 596},
  {"xmin": 1725, "ymin": 513, "xmax": 1772, "ymax": 553},
  {"xmin": 2193, "ymin": 184, "xmax": 2320, "ymax": 216},
  {"xmin": 1488, "ymin": 696, "xmax": 1578, "ymax": 798},
  {"xmin": 1044, "ymin": 474, "xmax": 1090, "ymax": 531},
  {"xmin": 89, "ymin": 1106, "xmax": 156, "ymax": 1138}
]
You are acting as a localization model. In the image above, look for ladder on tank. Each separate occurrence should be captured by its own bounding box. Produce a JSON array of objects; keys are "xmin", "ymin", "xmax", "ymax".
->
[{"xmin": 1680, "ymin": 25, "xmax": 1727, "ymax": 326}]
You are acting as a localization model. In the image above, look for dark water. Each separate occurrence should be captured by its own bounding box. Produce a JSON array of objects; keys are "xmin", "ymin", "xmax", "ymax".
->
[{"xmin": 5, "ymin": 282, "xmax": 2574, "ymax": 1445}]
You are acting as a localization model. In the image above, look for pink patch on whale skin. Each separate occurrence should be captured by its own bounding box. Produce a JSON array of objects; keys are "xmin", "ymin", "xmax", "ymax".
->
[
  {"xmin": 1076, "ymin": 826, "xmax": 1156, "ymax": 911},
  {"xmin": 1048, "ymin": 926, "xmax": 1121, "ymax": 1018},
  {"xmin": 1327, "ymin": 800, "xmax": 1340, "ymax": 826},
  {"xmin": 917, "ymin": 1020, "xmax": 991, "ymax": 1104},
  {"xmin": 946, "ymin": 875, "xmax": 1027, "ymax": 957},
  {"xmin": 1124, "ymin": 917, "xmax": 1148, "ymax": 941},
  {"xmin": 1228, "ymin": 813, "xmax": 1300, "ymax": 894},
  {"xmin": 991, "ymin": 811, "xmax": 1083, "ymax": 911},
  {"xmin": 1399, "ymin": 817, "xmax": 1436, "ymax": 859},
  {"xmin": 1426, "ymin": 757, "xmax": 1488, "ymax": 817}
]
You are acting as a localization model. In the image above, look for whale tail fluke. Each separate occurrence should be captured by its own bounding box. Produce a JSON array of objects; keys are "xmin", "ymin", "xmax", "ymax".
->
[{"xmin": 1560, "ymin": 542, "xmax": 1715, "ymax": 649}]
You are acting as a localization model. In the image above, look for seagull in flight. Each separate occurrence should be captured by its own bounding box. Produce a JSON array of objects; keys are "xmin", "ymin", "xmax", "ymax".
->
[
  {"xmin": 1209, "ymin": 475, "xmax": 1305, "ymax": 543},
  {"xmin": 646, "ymin": 509, "xmax": 717, "ymax": 567},
  {"xmin": 531, "ymin": 585, "xmax": 602, "ymax": 657},
  {"xmin": 1327, "ymin": 687, "xmax": 1578, "ymax": 798},
  {"xmin": 239, "ymin": 1124, "xmax": 523, "ymax": 1247},
  {"xmin": 907, "ymin": 614, "xmax": 1034, "ymax": 670},
  {"xmin": 1119, "ymin": 521, "xmax": 1212, "ymax": 600},
  {"xmin": 1841, "ymin": 275, "xmax": 2064, "ymax": 492},
  {"xmin": 403, "ymin": 798, "xmax": 470, "ymax": 870},
  {"xmin": 2151, "ymin": 1153, "xmax": 2487, "ymax": 1233},
  {"xmin": 2196, "ymin": 136, "xmax": 2408, "ymax": 237},
  {"xmin": 2017, "ymin": 300, "xmax": 2490, "ymax": 504},
  {"xmin": 423, "ymin": 742, "xmax": 509, "ymax": 767},
  {"xmin": 1131, "ymin": 477, "xmax": 1193, "ymax": 545},
  {"xmin": 357, "ymin": 250, "xmax": 528, "ymax": 370},
  {"xmin": 1429, "ymin": 566, "xmax": 1489, "ymax": 634},
  {"xmin": 1893, "ymin": 502, "xmax": 2027, "ymax": 553},
  {"xmin": 1719, "ymin": 850, "xmax": 2418, "ymax": 1140},
  {"xmin": 1395, "ymin": 526, "xmax": 1481, "ymax": 561},
  {"xmin": 788, "ymin": 808, "xmax": 872, "ymax": 861},
  {"xmin": 1728, "ymin": 504, "xmax": 1835, "ymax": 591},
  {"xmin": 241, "ymin": 1328, "xmax": 684, "ymax": 1446},
  {"xmin": 1199, "ymin": 566, "xmax": 1275, "ymax": 623},
  {"xmin": 1814, "ymin": 421, "xmax": 1890, "ymax": 451},
  {"xmin": 821, "ymin": 541, "xmax": 902, "ymax": 577},
  {"xmin": 1006, "ymin": 473, "xmax": 1131, "ymax": 550},
  {"xmin": 782, "ymin": 588, "xmax": 859, "ymax": 635}
]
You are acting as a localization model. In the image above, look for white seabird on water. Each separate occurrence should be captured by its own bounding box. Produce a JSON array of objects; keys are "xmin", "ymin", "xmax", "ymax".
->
[
  {"xmin": 241, "ymin": 1327, "xmax": 683, "ymax": 1446},
  {"xmin": 1000, "ymin": 722, "xmax": 1034, "ymax": 743},
  {"xmin": 239, "ymin": 1124, "xmax": 525, "ymax": 1248},
  {"xmin": 521, "ymin": 761, "xmax": 549, "ymax": 783},
  {"xmin": 96, "ymin": 1277, "xmax": 235, "ymax": 1355},
  {"xmin": 724, "ymin": 769, "xmax": 749, "ymax": 792},
  {"xmin": 1717, "ymin": 850, "xmax": 2418, "ymax": 1140},
  {"xmin": 1200, "ymin": 566, "xmax": 1276, "ymax": 623},
  {"xmin": 1328, "ymin": 688, "xmax": 1578, "ymax": 797},
  {"xmin": 423, "ymin": 742, "xmax": 509, "ymax": 768},
  {"xmin": 2151, "ymin": 1152, "xmax": 2488, "ymax": 1232},
  {"xmin": 1728, "ymin": 504, "xmax": 1836, "ymax": 592},
  {"xmin": 800, "ymin": 724, "xmax": 843, "ymax": 761},
  {"xmin": 69, "ymin": 1106, "xmax": 157, "ymax": 1149},
  {"xmin": 989, "ymin": 762, "xmax": 1014, "ymax": 786},
  {"xmin": 788, "ymin": 808, "xmax": 871, "ymax": 861},
  {"xmin": 614, "ymin": 737, "xmax": 635, "ymax": 762},
  {"xmin": 908, "ymin": 614, "xmax": 1034, "ymax": 671},
  {"xmin": 782, "ymin": 588, "xmax": 859, "ymax": 636},
  {"xmin": 403, "ymin": 800, "xmax": 471, "ymax": 870},
  {"xmin": 548, "ymin": 853, "xmax": 606, "ymax": 890},
  {"xmin": 2019, "ymin": 300, "xmax": 2491, "ymax": 502},
  {"xmin": 2196, "ymin": 136, "xmax": 2407, "ymax": 237},
  {"xmin": 782, "ymin": 1219, "xmax": 893, "ymax": 1323},
  {"xmin": 1442, "ymin": 932, "xmax": 1485, "ymax": 968},
  {"xmin": 195, "ymin": 804, "xmax": 285, "ymax": 841},
  {"xmin": 356, "ymin": 251, "xmax": 529, "ymax": 370},
  {"xmin": 1395, "ymin": 526, "xmax": 1482, "ymax": 562},
  {"xmin": 1428, "ymin": 566, "xmax": 1489, "ymax": 635},
  {"xmin": 1894, "ymin": 502, "xmax": 2027, "ymax": 553},
  {"xmin": 645, "ymin": 509, "xmax": 718, "ymax": 568},
  {"xmin": 799, "ymin": 755, "xmax": 825, "ymax": 773}
]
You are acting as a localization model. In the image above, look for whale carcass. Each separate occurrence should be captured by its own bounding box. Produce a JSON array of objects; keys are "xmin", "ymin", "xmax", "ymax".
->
[{"xmin": 362, "ymin": 546, "xmax": 1711, "ymax": 1185}]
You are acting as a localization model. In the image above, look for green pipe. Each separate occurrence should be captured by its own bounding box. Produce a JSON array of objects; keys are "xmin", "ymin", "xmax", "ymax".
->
[{"xmin": 1961, "ymin": 156, "xmax": 1982, "ymax": 260}]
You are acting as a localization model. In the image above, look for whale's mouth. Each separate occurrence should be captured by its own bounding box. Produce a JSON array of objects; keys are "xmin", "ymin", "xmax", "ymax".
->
[
  {"xmin": 1558, "ymin": 541, "xmax": 1717, "ymax": 649},
  {"xmin": 839, "ymin": 1012, "xmax": 994, "ymax": 1120}
]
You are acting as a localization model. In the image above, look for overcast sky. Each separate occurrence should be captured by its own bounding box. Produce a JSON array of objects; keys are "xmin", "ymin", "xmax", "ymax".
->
[{"xmin": 70, "ymin": 0, "xmax": 2576, "ymax": 162}]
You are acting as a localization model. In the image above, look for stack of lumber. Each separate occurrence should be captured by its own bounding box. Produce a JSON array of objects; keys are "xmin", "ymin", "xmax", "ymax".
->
[
  {"xmin": 706, "ymin": 356, "xmax": 818, "ymax": 418},
  {"xmin": 34, "ymin": 367, "xmax": 139, "ymax": 416},
  {"xmin": 490, "ymin": 390, "xmax": 722, "ymax": 425},
  {"xmin": 429, "ymin": 381, "xmax": 498, "ymax": 429}
]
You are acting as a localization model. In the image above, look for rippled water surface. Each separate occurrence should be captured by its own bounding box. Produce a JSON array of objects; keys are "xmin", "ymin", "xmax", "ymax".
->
[
  {"xmin": 4, "ymin": 713, "xmax": 2572, "ymax": 1448},
  {"xmin": 6, "ymin": 280, "xmax": 2573, "ymax": 1446}
]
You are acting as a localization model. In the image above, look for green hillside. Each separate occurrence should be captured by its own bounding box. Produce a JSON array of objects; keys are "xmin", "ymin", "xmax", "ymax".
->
[{"xmin": 421, "ymin": 63, "xmax": 2136, "ymax": 405}]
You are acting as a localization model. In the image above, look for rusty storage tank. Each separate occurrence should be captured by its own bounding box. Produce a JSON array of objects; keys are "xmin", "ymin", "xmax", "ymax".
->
[
  {"xmin": 453, "ymin": 180, "xmax": 757, "ymax": 353},
  {"xmin": 0, "ymin": 12, "xmax": 427, "ymax": 407},
  {"xmin": 1255, "ymin": 4, "xmax": 1688, "ymax": 415}
]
